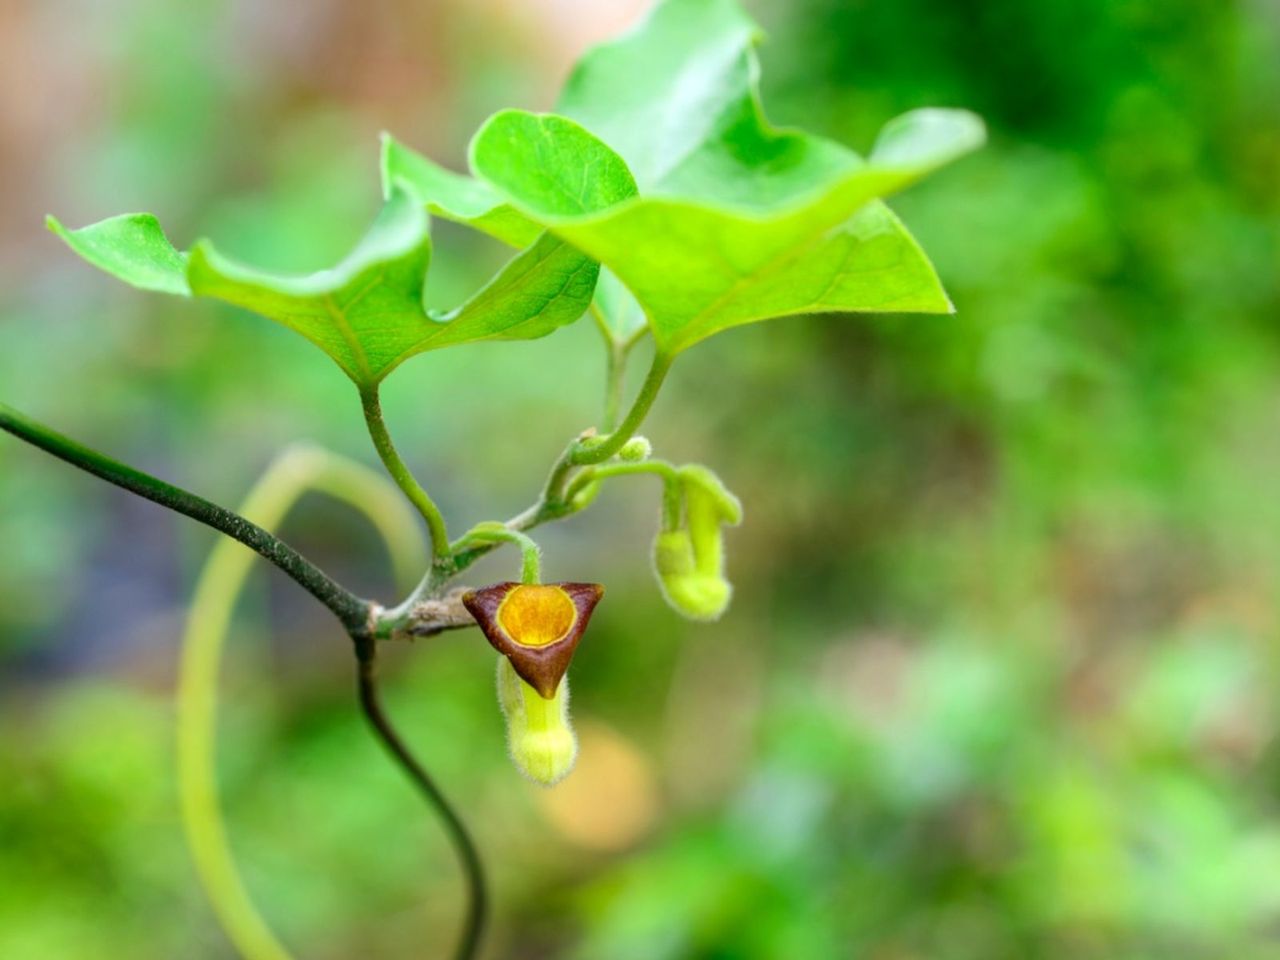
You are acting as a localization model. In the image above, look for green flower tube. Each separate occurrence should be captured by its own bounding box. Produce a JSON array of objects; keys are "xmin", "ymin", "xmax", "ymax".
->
[{"xmin": 496, "ymin": 657, "xmax": 577, "ymax": 786}]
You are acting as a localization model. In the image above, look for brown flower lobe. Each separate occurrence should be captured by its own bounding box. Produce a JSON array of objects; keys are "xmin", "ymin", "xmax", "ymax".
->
[{"xmin": 463, "ymin": 581, "xmax": 604, "ymax": 699}]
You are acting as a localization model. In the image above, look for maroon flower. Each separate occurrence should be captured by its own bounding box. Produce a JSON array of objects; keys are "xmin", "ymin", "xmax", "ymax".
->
[{"xmin": 462, "ymin": 582, "xmax": 604, "ymax": 698}]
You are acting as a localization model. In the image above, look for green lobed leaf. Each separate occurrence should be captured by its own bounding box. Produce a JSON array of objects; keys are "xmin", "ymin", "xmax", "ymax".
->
[
  {"xmin": 50, "ymin": 187, "xmax": 602, "ymax": 386},
  {"xmin": 467, "ymin": 111, "xmax": 639, "ymax": 217},
  {"xmin": 554, "ymin": 0, "xmax": 983, "ymax": 211},
  {"xmin": 453, "ymin": 111, "xmax": 645, "ymax": 347},
  {"xmin": 46, "ymin": 213, "xmax": 190, "ymax": 296},
  {"xmin": 184, "ymin": 188, "xmax": 434, "ymax": 384},
  {"xmin": 470, "ymin": 0, "xmax": 985, "ymax": 355},
  {"xmin": 49, "ymin": 0, "xmax": 983, "ymax": 379},
  {"xmin": 421, "ymin": 232, "xmax": 600, "ymax": 351},
  {"xmin": 380, "ymin": 133, "xmax": 540, "ymax": 249},
  {"xmin": 556, "ymin": 0, "xmax": 833, "ymax": 208}
]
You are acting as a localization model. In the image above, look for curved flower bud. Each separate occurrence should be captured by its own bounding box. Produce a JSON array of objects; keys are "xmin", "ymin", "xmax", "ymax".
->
[
  {"xmin": 652, "ymin": 528, "xmax": 730, "ymax": 620},
  {"xmin": 497, "ymin": 657, "xmax": 577, "ymax": 786},
  {"xmin": 462, "ymin": 582, "xmax": 605, "ymax": 699},
  {"xmin": 651, "ymin": 466, "xmax": 742, "ymax": 621}
]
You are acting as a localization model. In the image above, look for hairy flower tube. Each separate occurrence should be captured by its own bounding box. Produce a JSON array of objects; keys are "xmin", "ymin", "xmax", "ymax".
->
[
  {"xmin": 463, "ymin": 582, "xmax": 604, "ymax": 785},
  {"xmin": 652, "ymin": 465, "xmax": 742, "ymax": 621},
  {"xmin": 496, "ymin": 657, "xmax": 576, "ymax": 786}
]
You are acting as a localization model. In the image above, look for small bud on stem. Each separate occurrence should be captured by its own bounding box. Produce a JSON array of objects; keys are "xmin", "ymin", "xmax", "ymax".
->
[{"xmin": 619, "ymin": 436, "xmax": 652, "ymax": 462}]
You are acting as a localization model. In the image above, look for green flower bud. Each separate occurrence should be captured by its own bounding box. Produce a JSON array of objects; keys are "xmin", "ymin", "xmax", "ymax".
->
[
  {"xmin": 651, "ymin": 528, "xmax": 732, "ymax": 620},
  {"xmin": 618, "ymin": 436, "xmax": 652, "ymax": 462},
  {"xmin": 497, "ymin": 657, "xmax": 577, "ymax": 786},
  {"xmin": 656, "ymin": 466, "xmax": 741, "ymax": 620}
]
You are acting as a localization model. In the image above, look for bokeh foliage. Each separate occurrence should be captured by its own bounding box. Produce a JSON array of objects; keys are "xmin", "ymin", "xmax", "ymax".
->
[{"xmin": 1, "ymin": 0, "xmax": 1278, "ymax": 957}]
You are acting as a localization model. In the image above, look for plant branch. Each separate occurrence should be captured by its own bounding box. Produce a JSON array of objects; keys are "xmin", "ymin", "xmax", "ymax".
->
[
  {"xmin": 0, "ymin": 402, "xmax": 371, "ymax": 635},
  {"xmin": 359, "ymin": 385, "xmax": 451, "ymax": 559},
  {"xmin": 379, "ymin": 349, "xmax": 675, "ymax": 617},
  {"xmin": 354, "ymin": 637, "xmax": 487, "ymax": 960},
  {"xmin": 375, "ymin": 528, "xmax": 541, "ymax": 639},
  {"xmin": 376, "ymin": 586, "xmax": 477, "ymax": 642},
  {"xmin": 510, "ymin": 351, "xmax": 675, "ymax": 530},
  {"xmin": 2, "ymin": 406, "xmax": 487, "ymax": 955}
]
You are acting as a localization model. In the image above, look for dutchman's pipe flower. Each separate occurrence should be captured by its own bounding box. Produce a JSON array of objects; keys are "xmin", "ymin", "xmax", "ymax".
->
[{"xmin": 463, "ymin": 582, "xmax": 604, "ymax": 785}]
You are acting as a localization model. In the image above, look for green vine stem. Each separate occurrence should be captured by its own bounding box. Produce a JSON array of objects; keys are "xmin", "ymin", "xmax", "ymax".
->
[
  {"xmin": 441, "ymin": 441, "xmax": 682, "ymax": 585},
  {"xmin": 459, "ymin": 349, "xmax": 675, "ymax": 551},
  {"xmin": 2, "ymin": 384, "xmax": 677, "ymax": 955},
  {"xmin": 178, "ymin": 445, "xmax": 426, "ymax": 960},
  {"xmin": 0, "ymin": 402, "xmax": 372, "ymax": 634},
  {"xmin": 571, "ymin": 350, "xmax": 673, "ymax": 466},
  {"xmin": 359, "ymin": 385, "xmax": 451, "ymax": 559}
]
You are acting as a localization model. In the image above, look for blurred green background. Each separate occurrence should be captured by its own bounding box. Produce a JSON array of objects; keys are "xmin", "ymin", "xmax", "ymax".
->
[{"xmin": 2, "ymin": 0, "xmax": 1280, "ymax": 957}]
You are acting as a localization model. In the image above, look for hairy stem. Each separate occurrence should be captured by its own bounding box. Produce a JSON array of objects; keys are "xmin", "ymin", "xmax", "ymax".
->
[
  {"xmin": 178, "ymin": 445, "xmax": 426, "ymax": 960},
  {"xmin": 0, "ymin": 402, "xmax": 370, "ymax": 634},
  {"xmin": 567, "ymin": 459, "xmax": 684, "ymax": 531},
  {"xmin": 360, "ymin": 385, "xmax": 451, "ymax": 559},
  {"xmin": 571, "ymin": 350, "xmax": 672, "ymax": 466},
  {"xmin": 377, "ymin": 526, "xmax": 544, "ymax": 637},
  {"xmin": 355, "ymin": 637, "xmax": 487, "ymax": 960},
  {"xmin": 452, "ymin": 524, "xmax": 542, "ymax": 583},
  {"xmin": 501, "ymin": 351, "xmax": 675, "ymax": 535}
]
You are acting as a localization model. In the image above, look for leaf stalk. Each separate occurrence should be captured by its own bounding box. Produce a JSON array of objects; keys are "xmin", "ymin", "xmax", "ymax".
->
[{"xmin": 359, "ymin": 385, "xmax": 451, "ymax": 559}]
